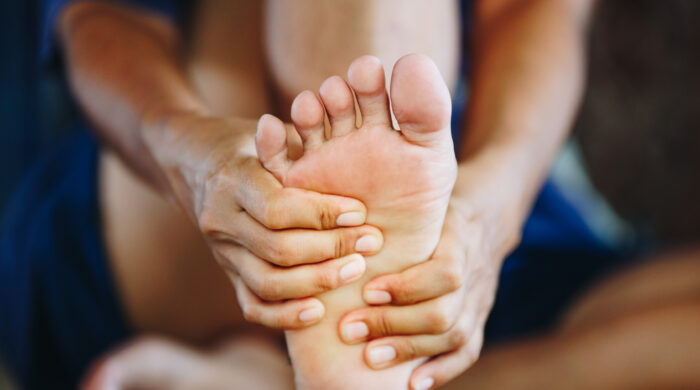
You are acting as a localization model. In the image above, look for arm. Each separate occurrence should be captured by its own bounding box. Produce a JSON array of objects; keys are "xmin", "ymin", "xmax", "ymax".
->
[
  {"xmin": 341, "ymin": 0, "xmax": 596, "ymax": 388},
  {"xmin": 58, "ymin": 1, "xmax": 383, "ymax": 329}
]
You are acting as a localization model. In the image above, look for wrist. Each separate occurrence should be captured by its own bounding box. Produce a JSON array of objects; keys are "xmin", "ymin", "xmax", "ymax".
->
[{"xmin": 450, "ymin": 145, "xmax": 542, "ymax": 260}]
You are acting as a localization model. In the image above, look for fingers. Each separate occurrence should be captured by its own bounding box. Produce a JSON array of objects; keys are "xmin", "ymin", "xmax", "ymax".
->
[
  {"xmin": 363, "ymin": 253, "xmax": 464, "ymax": 305},
  {"xmin": 230, "ymin": 156, "xmax": 368, "ymax": 230},
  {"xmin": 409, "ymin": 327, "xmax": 484, "ymax": 390},
  {"xmin": 224, "ymin": 211, "xmax": 382, "ymax": 266},
  {"xmin": 218, "ymin": 244, "xmax": 368, "ymax": 300},
  {"xmin": 363, "ymin": 218, "xmax": 466, "ymax": 305},
  {"xmin": 339, "ymin": 292, "xmax": 464, "ymax": 344},
  {"xmin": 229, "ymin": 272, "xmax": 326, "ymax": 329},
  {"xmin": 361, "ymin": 309, "xmax": 474, "ymax": 369}
]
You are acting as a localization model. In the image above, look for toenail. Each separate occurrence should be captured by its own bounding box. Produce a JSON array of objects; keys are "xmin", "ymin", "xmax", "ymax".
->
[
  {"xmin": 368, "ymin": 345, "xmax": 396, "ymax": 365},
  {"xmin": 339, "ymin": 256, "xmax": 365, "ymax": 282},
  {"xmin": 364, "ymin": 290, "xmax": 392, "ymax": 304},
  {"xmin": 341, "ymin": 321, "xmax": 369, "ymax": 343},
  {"xmin": 298, "ymin": 306, "xmax": 324, "ymax": 324},
  {"xmin": 336, "ymin": 211, "xmax": 365, "ymax": 226},
  {"xmin": 413, "ymin": 377, "xmax": 434, "ymax": 390},
  {"xmin": 355, "ymin": 235, "xmax": 380, "ymax": 253}
]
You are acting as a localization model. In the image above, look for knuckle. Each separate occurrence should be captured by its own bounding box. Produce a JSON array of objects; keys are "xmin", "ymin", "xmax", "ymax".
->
[
  {"xmin": 316, "ymin": 201, "xmax": 334, "ymax": 229},
  {"xmin": 312, "ymin": 269, "xmax": 337, "ymax": 293},
  {"xmin": 390, "ymin": 278, "xmax": 413, "ymax": 303},
  {"xmin": 261, "ymin": 193, "xmax": 287, "ymax": 229},
  {"xmin": 426, "ymin": 308, "xmax": 452, "ymax": 334},
  {"xmin": 267, "ymin": 235, "xmax": 296, "ymax": 266},
  {"xmin": 373, "ymin": 311, "xmax": 394, "ymax": 336},
  {"xmin": 448, "ymin": 328, "xmax": 469, "ymax": 348},
  {"xmin": 441, "ymin": 268, "xmax": 464, "ymax": 292},
  {"xmin": 256, "ymin": 276, "xmax": 283, "ymax": 301},
  {"xmin": 396, "ymin": 339, "xmax": 420, "ymax": 360},
  {"xmin": 197, "ymin": 208, "xmax": 220, "ymax": 236},
  {"xmin": 242, "ymin": 304, "xmax": 261, "ymax": 323},
  {"xmin": 334, "ymin": 230, "xmax": 351, "ymax": 259}
]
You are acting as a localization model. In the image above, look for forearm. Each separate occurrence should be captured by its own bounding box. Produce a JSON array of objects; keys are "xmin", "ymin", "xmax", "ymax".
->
[
  {"xmin": 452, "ymin": 0, "xmax": 594, "ymax": 255},
  {"xmin": 59, "ymin": 2, "xmax": 207, "ymax": 192}
]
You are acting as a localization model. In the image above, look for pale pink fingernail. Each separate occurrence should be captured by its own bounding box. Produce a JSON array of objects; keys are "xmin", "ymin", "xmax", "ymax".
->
[
  {"xmin": 336, "ymin": 211, "xmax": 364, "ymax": 226},
  {"xmin": 341, "ymin": 321, "xmax": 369, "ymax": 343},
  {"xmin": 355, "ymin": 235, "xmax": 380, "ymax": 252},
  {"xmin": 368, "ymin": 345, "xmax": 397, "ymax": 365},
  {"xmin": 299, "ymin": 306, "xmax": 323, "ymax": 324},
  {"xmin": 364, "ymin": 289, "xmax": 392, "ymax": 304},
  {"xmin": 413, "ymin": 377, "xmax": 434, "ymax": 390},
  {"xmin": 339, "ymin": 255, "xmax": 366, "ymax": 282}
]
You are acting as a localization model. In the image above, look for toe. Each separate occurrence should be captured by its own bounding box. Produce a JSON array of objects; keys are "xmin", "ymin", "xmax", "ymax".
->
[
  {"xmin": 390, "ymin": 54, "xmax": 452, "ymax": 149},
  {"xmin": 256, "ymin": 114, "xmax": 292, "ymax": 181},
  {"xmin": 291, "ymin": 90, "xmax": 326, "ymax": 151},
  {"xmin": 319, "ymin": 76, "xmax": 357, "ymax": 138},
  {"xmin": 347, "ymin": 55, "xmax": 391, "ymax": 127}
]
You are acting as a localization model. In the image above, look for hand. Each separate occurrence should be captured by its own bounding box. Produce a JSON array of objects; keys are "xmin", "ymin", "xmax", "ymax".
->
[
  {"xmin": 142, "ymin": 112, "xmax": 384, "ymax": 329},
  {"xmin": 338, "ymin": 200, "xmax": 519, "ymax": 390}
]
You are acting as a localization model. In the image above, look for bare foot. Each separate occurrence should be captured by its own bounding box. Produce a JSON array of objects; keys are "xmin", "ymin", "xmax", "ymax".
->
[{"xmin": 256, "ymin": 54, "xmax": 456, "ymax": 389}]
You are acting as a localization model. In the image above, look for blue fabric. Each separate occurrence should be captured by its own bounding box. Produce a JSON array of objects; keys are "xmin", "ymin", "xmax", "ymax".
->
[{"xmin": 0, "ymin": 129, "xmax": 129, "ymax": 389}]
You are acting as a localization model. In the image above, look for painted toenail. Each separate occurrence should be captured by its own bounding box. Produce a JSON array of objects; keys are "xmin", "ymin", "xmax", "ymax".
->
[
  {"xmin": 336, "ymin": 211, "xmax": 365, "ymax": 226},
  {"xmin": 413, "ymin": 377, "xmax": 434, "ymax": 390},
  {"xmin": 341, "ymin": 321, "xmax": 369, "ymax": 343},
  {"xmin": 364, "ymin": 290, "xmax": 392, "ymax": 304},
  {"xmin": 368, "ymin": 345, "xmax": 396, "ymax": 365},
  {"xmin": 355, "ymin": 235, "xmax": 380, "ymax": 253},
  {"xmin": 298, "ymin": 306, "xmax": 324, "ymax": 324},
  {"xmin": 339, "ymin": 255, "xmax": 365, "ymax": 282}
]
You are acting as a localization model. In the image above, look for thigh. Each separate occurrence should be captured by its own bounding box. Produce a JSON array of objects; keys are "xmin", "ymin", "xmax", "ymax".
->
[
  {"xmin": 560, "ymin": 248, "xmax": 700, "ymax": 331},
  {"xmin": 264, "ymin": 0, "xmax": 461, "ymax": 115}
]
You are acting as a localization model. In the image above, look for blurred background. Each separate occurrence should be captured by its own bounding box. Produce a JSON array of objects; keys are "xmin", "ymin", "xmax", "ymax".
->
[
  {"xmin": 2, "ymin": 0, "xmax": 700, "ymax": 387},
  {"xmin": 3, "ymin": 0, "xmax": 700, "ymax": 247}
]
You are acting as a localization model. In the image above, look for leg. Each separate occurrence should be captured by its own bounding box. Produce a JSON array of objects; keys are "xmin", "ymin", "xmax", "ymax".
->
[
  {"xmin": 264, "ymin": 0, "xmax": 460, "ymax": 116},
  {"xmin": 83, "ymin": 333, "xmax": 294, "ymax": 389},
  {"xmin": 443, "ymin": 249, "xmax": 700, "ymax": 389}
]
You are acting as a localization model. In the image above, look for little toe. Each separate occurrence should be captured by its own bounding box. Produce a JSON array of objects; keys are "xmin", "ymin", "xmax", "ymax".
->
[
  {"xmin": 256, "ymin": 114, "xmax": 291, "ymax": 181},
  {"xmin": 390, "ymin": 54, "xmax": 452, "ymax": 150},
  {"xmin": 347, "ymin": 55, "xmax": 391, "ymax": 127},
  {"xmin": 319, "ymin": 76, "xmax": 357, "ymax": 138},
  {"xmin": 291, "ymin": 90, "xmax": 326, "ymax": 151}
]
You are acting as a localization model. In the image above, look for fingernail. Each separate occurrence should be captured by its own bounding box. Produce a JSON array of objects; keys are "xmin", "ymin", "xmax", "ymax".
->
[
  {"xmin": 413, "ymin": 377, "xmax": 434, "ymax": 390},
  {"xmin": 364, "ymin": 290, "xmax": 392, "ymax": 304},
  {"xmin": 336, "ymin": 211, "xmax": 364, "ymax": 226},
  {"xmin": 339, "ymin": 255, "xmax": 366, "ymax": 282},
  {"xmin": 341, "ymin": 321, "xmax": 369, "ymax": 343},
  {"xmin": 368, "ymin": 345, "xmax": 397, "ymax": 365},
  {"xmin": 299, "ymin": 306, "xmax": 323, "ymax": 324},
  {"xmin": 355, "ymin": 235, "xmax": 380, "ymax": 253}
]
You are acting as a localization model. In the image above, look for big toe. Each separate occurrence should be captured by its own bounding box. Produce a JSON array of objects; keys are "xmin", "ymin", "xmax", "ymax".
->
[{"xmin": 390, "ymin": 54, "xmax": 452, "ymax": 148}]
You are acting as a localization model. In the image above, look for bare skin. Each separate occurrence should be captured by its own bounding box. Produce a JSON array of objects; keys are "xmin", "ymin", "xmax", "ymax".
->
[
  {"xmin": 256, "ymin": 54, "xmax": 456, "ymax": 389},
  {"xmin": 83, "ymin": 249, "xmax": 700, "ymax": 389},
  {"xmin": 57, "ymin": 0, "xmax": 596, "ymax": 388},
  {"xmin": 441, "ymin": 249, "xmax": 700, "ymax": 390}
]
